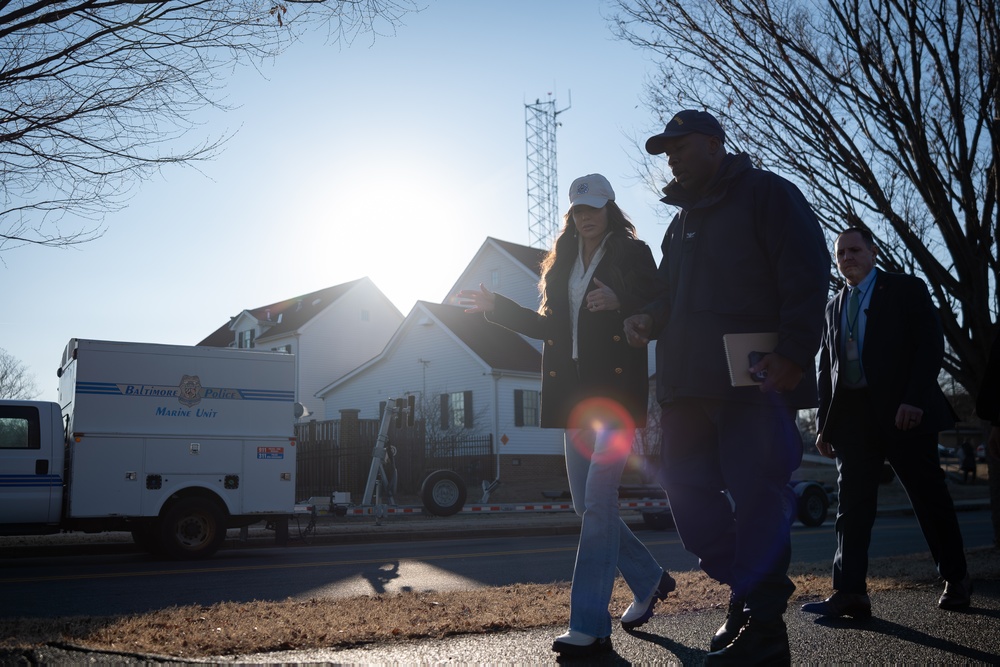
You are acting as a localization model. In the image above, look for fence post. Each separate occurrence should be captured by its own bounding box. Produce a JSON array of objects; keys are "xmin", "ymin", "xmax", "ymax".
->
[{"xmin": 340, "ymin": 409, "xmax": 360, "ymax": 448}]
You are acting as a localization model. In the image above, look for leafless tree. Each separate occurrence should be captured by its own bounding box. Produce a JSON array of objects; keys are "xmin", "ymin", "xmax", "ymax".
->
[
  {"xmin": 612, "ymin": 0, "xmax": 999, "ymax": 396},
  {"xmin": 0, "ymin": 348, "xmax": 38, "ymax": 399},
  {"xmin": 0, "ymin": 0, "xmax": 418, "ymax": 252}
]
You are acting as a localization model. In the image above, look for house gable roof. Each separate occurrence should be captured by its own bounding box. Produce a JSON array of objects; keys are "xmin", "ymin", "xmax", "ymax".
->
[
  {"xmin": 198, "ymin": 279, "xmax": 368, "ymax": 347},
  {"xmin": 316, "ymin": 300, "xmax": 540, "ymax": 398},
  {"xmin": 443, "ymin": 237, "xmax": 547, "ymax": 304},
  {"xmin": 488, "ymin": 237, "xmax": 547, "ymax": 277},
  {"xmin": 419, "ymin": 301, "xmax": 540, "ymax": 373}
]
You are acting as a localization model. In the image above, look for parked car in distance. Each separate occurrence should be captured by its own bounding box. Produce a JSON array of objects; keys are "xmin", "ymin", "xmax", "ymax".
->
[
  {"xmin": 636, "ymin": 480, "xmax": 834, "ymax": 530},
  {"xmin": 938, "ymin": 444, "xmax": 957, "ymax": 460}
]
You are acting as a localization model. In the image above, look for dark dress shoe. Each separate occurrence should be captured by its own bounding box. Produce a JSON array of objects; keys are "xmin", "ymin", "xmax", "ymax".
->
[
  {"xmin": 551, "ymin": 634, "xmax": 612, "ymax": 658},
  {"xmin": 621, "ymin": 570, "xmax": 677, "ymax": 630},
  {"xmin": 704, "ymin": 617, "xmax": 790, "ymax": 666},
  {"xmin": 710, "ymin": 593, "xmax": 748, "ymax": 651},
  {"xmin": 938, "ymin": 574, "xmax": 972, "ymax": 610},
  {"xmin": 801, "ymin": 591, "xmax": 872, "ymax": 619}
]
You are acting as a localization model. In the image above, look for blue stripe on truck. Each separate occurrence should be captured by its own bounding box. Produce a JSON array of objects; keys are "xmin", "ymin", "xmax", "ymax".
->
[{"xmin": 0, "ymin": 474, "xmax": 62, "ymax": 488}]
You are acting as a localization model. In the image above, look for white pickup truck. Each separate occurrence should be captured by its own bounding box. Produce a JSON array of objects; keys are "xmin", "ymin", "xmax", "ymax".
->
[{"xmin": 0, "ymin": 338, "xmax": 298, "ymax": 559}]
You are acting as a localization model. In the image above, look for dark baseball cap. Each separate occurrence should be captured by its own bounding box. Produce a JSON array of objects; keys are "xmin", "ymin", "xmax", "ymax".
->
[{"xmin": 645, "ymin": 110, "xmax": 726, "ymax": 155}]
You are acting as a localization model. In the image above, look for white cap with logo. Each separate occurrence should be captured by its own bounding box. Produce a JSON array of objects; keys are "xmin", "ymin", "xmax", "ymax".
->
[{"xmin": 568, "ymin": 173, "xmax": 615, "ymax": 209}]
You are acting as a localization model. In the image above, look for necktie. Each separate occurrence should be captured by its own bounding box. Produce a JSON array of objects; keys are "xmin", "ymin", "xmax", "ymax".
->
[{"xmin": 844, "ymin": 288, "xmax": 863, "ymax": 383}]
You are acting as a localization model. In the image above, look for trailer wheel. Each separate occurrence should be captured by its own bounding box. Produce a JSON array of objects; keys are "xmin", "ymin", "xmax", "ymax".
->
[
  {"xmin": 420, "ymin": 470, "xmax": 467, "ymax": 517},
  {"xmin": 157, "ymin": 497, "xmax": 226, "ymax": 560},
  {"xmin": 796, "ymin": 484, "xmax": 829, "ymax": 527}
]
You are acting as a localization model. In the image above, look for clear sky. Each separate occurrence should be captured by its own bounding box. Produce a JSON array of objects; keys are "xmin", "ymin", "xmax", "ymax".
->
[{"xmin": 3, "ymin": 0, "xmax": 675, "ymax": 403}]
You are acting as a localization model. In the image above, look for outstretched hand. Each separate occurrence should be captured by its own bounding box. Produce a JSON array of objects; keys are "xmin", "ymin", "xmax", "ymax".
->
[{"xmin": 456, "ymin": 283, "xmax": 496, "ymax": 314}]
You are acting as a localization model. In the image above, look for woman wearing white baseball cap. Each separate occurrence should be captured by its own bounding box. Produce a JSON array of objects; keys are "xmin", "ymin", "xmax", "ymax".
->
[{"xmin": 458, "ymin": 173, "xmax": 674, "ymax": 658}]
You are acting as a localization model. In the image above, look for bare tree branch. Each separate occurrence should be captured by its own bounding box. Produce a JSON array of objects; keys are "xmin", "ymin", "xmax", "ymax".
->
[
  {"xmin": 0, "ymin": 348, "xmax": 38, "ymax": 399},
  {"xmin": 0, "ymin": 0, "xmax": 420, "ymax": 251},
  {"xmin": 612, "ymin": 0, "xmax": 999, "ymax": 398}
]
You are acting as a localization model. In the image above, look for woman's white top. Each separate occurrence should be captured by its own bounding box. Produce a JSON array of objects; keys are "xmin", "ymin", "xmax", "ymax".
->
[{"xmin": 567, "ymin": 234, "xmax": 609, "ymax": 361}]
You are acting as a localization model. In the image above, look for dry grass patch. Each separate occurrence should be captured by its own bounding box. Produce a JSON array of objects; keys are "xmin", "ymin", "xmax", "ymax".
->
[{"xmin": 1, "ymin": 547, "xmax": 995, "ymax": 659}]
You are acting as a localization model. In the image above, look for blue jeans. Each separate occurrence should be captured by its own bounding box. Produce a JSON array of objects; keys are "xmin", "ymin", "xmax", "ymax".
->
[{"xmin": 564, "ymin": 428, "xmax": 664, "ymax": 637}]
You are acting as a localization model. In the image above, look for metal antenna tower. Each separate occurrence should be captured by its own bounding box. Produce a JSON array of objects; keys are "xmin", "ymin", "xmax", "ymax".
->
[{"xmin": 525, "ymin": 93, "xmax": 570, "ymax": 249}]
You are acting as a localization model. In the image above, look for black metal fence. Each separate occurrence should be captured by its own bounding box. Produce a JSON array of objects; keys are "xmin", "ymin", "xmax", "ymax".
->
[{"xmin": 294, "ymin": 418, "xmax": 494, "ymax": 505}]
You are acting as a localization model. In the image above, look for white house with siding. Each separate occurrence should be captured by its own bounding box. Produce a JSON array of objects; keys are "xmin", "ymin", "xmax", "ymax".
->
[
  {"xmin": 315, "ymin": 238, "xmax": 569, "ymax": 483},
  {"xmin": 198, "ymin": 278, "xmax": 403, "ymax": 420},
  {"xmin": 314, "ymin": 238, "xmax": 658, "ymax": 490}
]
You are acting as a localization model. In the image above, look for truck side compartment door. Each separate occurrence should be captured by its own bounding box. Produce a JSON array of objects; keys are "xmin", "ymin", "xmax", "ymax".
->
[{"xmin": 0, "ymin": 404, "xmax": 61, "ymax": 524}]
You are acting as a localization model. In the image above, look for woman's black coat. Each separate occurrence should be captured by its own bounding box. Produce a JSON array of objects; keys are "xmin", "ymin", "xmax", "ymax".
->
[{"xmin": 486, "ymin": 237, "xmax": 657, "ymax": 429}]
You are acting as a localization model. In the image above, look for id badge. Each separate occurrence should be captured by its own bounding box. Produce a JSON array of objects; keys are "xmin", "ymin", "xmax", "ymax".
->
[{"xmin": 845, "ymin": 337, "xmax": 860, "ymax": 361}]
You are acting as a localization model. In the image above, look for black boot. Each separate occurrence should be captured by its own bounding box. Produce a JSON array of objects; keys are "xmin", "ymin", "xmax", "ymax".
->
[
  {"xmin": 710, "ymin": 592, "xmax": 748, "ymax": 652},
  {"xmin": 704, "ymin": 617, "xmax": 790, "ymax": 666}
]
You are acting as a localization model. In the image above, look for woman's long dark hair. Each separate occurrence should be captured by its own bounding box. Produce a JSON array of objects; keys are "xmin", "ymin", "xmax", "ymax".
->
[{"xmin": 537, "ymin": 200, "xmax": 639, "ymax": 315}]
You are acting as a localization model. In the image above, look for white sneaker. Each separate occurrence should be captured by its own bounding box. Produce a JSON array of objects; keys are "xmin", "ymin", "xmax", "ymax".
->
[
  {"xmin": 551, "ymin": 630, "xmax": 612, "ymax": 657},
  {"xmin": 621, "ymin": 593, "xmax": 656, "ymax": 627},
  {"xmin": 621, "ymin": 570, "xmax": 676, "ymax": 630},
  {"xmin": 553, "ymin": 629, "xmax": 597, "ymax": 646}
]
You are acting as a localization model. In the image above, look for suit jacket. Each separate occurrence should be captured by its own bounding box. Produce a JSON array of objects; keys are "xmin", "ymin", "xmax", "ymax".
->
[
  {"xmin": 817, "ymin": 269, "xmax": 956, "ymax": 443},
  {"xmin": 486, "ymin": 237, "xmax": 657, "ymax": 429},
  {"xmin": 976, "ymin": 330, "xmax": 1000, "ymax": 426}
]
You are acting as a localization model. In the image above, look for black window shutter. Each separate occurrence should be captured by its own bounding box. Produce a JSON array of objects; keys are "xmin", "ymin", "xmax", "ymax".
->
[
  {"xmin": 464, "ymin": 391, "xmax": 473, "ymax": 428},
  {"xmin": 440, "ymin": 394, "xmax": 449, "ymax": 429},
  {"xmin": 514, "ymin": 390, "xmax": 524, "ymax": 427}
]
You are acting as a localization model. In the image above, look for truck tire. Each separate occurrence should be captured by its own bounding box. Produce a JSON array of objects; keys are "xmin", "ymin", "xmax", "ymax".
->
[
  {"xmin": 420, "ymin": 470, "xmax": 467, "ymax": 517},
  {"xmin": 796, "ymin": 483, "xmax": 829, "ymax": 527},
  {"xmin": 157, "ymin": 497, "xmax": 226, "ymax": 560}
]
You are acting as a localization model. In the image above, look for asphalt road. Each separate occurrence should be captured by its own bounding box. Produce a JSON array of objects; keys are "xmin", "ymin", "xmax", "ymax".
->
[{"xmin": 1, "ymin": 511, "xmax": 994, "ymax": 619}]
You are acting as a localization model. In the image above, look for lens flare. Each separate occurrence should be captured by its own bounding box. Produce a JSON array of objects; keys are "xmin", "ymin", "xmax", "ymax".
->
[{"xmin": 566, "ymin": 397, "xmax": 636, "ymax": 464}]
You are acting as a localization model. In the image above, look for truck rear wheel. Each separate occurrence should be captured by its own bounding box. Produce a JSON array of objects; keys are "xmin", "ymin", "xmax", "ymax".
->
[
  {"xmin": 420, "ymin": 470, "xmax": 467, "ymax": 517},
  {"xmin": 157, "ymin": 497, "xmax": 225, "ymax": 560}
]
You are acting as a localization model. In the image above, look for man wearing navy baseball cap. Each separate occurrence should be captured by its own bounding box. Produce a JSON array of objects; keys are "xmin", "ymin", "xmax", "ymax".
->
[
  {"xmin": 625, "ymin": 111, "xmax": 829, "ymax": 665},
  {"xmin": 644, "ymin": 109, "xmax": 727, "ymax": 154}
]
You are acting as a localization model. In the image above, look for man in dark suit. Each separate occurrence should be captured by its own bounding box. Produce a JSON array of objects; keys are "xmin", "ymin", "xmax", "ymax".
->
[
  {"xmin": 805, "ymin": 227, "xmax": 971, "ymax": 619},
  {"xmin": 975, "ymin": 330, "xmax": 1000, "ymax": 547}
]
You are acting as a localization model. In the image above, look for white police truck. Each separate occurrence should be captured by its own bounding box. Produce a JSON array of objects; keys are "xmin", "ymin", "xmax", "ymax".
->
[{"xmin": 0, "ymin": 339, "xmax": 297, "ymax": 559}]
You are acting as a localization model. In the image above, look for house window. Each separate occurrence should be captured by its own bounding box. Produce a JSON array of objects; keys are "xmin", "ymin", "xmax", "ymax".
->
[
  {"xmin": 514, "ymin": 389, "xmax": 540, "ymax": 427},
  {"xmin": 491, "ymin": 269, "xmax": 501, "ymax": 290},
  {"xmin": 237, "ymin": 329, "xmax": 255, "ymax": 349},
  {"xmin": 440, "ymin": 391, "xmax": 473, "ymax": 429},
  {"xmin": 271, "ymin": 344, "xmax": 292, "ymax": 354},
  {"xmin": 361, "ymin": 309, "xmax": 370, "ymax": 322}
]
